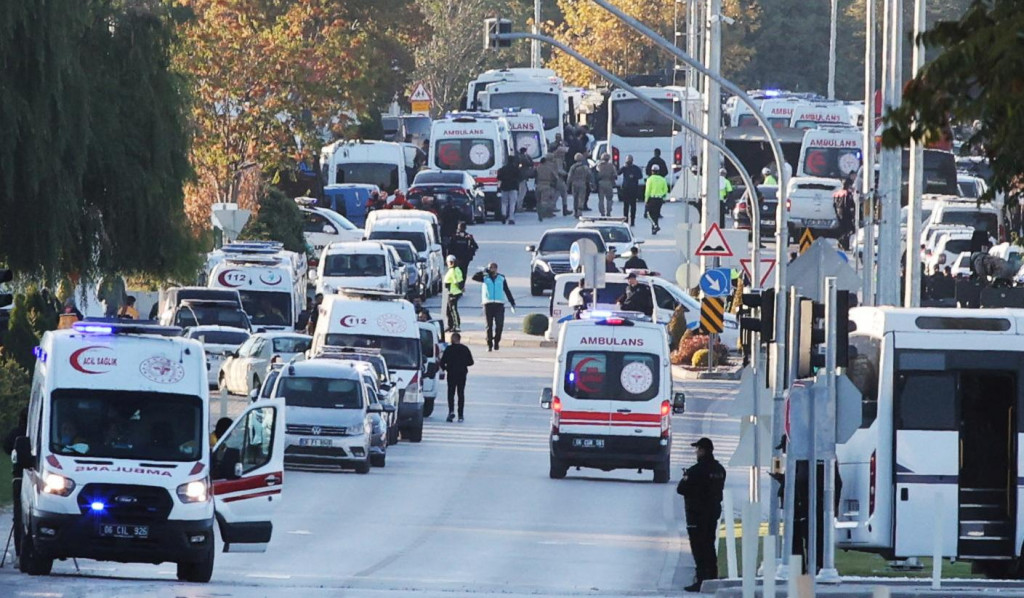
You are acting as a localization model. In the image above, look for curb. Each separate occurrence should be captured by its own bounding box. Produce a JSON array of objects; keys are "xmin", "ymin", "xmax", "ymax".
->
[{"xmin": 673, "ymin": 364, "xmax": 744, "ymax": 381}]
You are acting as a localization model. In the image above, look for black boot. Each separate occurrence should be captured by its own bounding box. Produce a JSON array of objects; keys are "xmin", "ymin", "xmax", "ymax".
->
[{"xmin": 683, "ymin": 580, "xmax": 703, "ymax": 593}]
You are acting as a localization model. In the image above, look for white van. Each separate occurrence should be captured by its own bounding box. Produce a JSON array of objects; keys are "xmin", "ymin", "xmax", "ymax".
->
[
  {"xmin": 796, "ymin": 125, "xmax": 862, "ymax": 179},
  {"xmin": 207, "ymin": 255, "xmax": 304, "ymax": 331},
  {"xmin": 540, "ymin": 312, "xmax": 683, "ymax": 482},
  {"xmin": 320, "ymin": 140, "xmax": 422, "ymax": 195},
  {"xmin": 14, "ymin": 320, "xmax": 285, "ymax": 581},
  {"xmin": 789, "ymin": 104, "xmax": 852, "ymax": 130},
  {"xmin": 365, "ymin": 216, "xmax": 443, "ymax": 296},
  {"xmin": 430, "ymin": 112, "xmax": 514, "ymax": 218},
  {"xmin": 311, "ymin": 290, "xmax": 424, "ymax": 442},
  {"xmin": 316, "ymin": 241, "xmax": 401, "ymax": 296}
]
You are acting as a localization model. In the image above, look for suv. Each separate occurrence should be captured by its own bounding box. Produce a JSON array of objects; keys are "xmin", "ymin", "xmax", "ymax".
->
[
  {"xmin": 271, "ymin": 358, "xmax": 382, "ymax": 473},
  {"xmin": 525, "ymin": 228, "xmax": 606, "ymax": 296}
]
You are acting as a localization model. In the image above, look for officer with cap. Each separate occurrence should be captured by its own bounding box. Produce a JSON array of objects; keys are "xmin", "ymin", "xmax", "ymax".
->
[{"xmin": 677, "ymin": 437, "xmax": 727, "ymax": 592}]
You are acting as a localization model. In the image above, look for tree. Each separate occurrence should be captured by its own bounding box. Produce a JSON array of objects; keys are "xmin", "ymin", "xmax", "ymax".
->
[
  {"xmin": 4, "ymin": 293, "xmax": 42, "ymax": 373},
  {"xmin": 882, "ymin": 0, "xmax": 1021, "ymax": 202},
  {"xmin": 0, "ymin": 1, "xmax": 198, "ymax": 282},
  {"xmin": 236, "ymin": 187, "xmax": 307, "ymax": 254}
]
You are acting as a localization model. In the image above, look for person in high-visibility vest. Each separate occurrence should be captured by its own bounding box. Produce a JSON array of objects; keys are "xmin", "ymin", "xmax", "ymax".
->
[
  {"xmin": 761, "ymin": 167, "xmax": 778, "ymax": 186},
  {"xmin": 644, "ymin": 164, "xmax": 668, "ymax": 235}
]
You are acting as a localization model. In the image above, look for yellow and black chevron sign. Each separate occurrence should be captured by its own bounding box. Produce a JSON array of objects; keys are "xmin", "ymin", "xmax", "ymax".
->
[{"xmin": 700, "ymin": 297, "xmax": 725, "ymax": 334}]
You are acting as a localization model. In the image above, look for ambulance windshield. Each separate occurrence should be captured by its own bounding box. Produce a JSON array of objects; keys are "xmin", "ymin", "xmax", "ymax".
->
[
  {"xmin": 324, "ymin": 334, "xmax": 420, "ymax": 370},
  {"xmin": 50, "ymin": 390, "xmax": 203, "ymax": 462},
  {"xmin": 563, "ymin": 351, "xmax": 660, "ymax": 401},
  {"xmin": 238, "ymin": 290, "xmax": 292, "ymax": 327}
]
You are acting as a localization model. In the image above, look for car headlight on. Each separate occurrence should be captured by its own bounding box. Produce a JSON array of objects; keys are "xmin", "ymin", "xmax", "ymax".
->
[
  {"xmin": 176, "ymin": 478, "xmax": 210, "ymax": 503},
  {"xmin": 534, "ymin": 260, "xmax": 551, "ymax": 273},
  {"xmin": 42, "ymin": 472, "xmax": 76, "ymax": 497}
]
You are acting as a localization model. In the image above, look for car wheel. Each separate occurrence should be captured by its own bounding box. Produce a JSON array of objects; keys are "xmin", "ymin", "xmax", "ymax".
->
[
  {"xmin": 406, "ymin": 425, "xmax": 423, "ymax": 443},
  {"xmin": 19, "ymin": 532, "xmax": 53, "ymax": 576},
  {"xmin": 355, "ymin": 459, "xmax": 371, "ymax": 474},
  {"xmin": 531, "ymin": 283, "xmax": 544, "ymax": 297},
  {"xmin": 549, "ymin": 455, "xmax": 569, "ymax": 480},
  {"xmin": 176, "ymin": 544, "xmax": 215, "ymax": 583},
  {"xmin": 370, "ymin": 453, "xmax": 386, "ymax": 468},
  {"xmin": 422, "ymin": 397, "xmax": 435, "ymax": 418}
]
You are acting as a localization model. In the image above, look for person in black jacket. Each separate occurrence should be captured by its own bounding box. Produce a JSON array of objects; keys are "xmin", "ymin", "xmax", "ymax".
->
[
  {"xmin": 677, "ymin": 437, "xmax": 727, "ymax": 593},
  {"xmin": 439, "ymin": 332, "xmax": 475, "ymax": 422},
  {"xmin": 616, "ymin": 273, "xmax": 653, "ymax": 316},
  {"xmin": 618, "ymin": 155, "xmax": 643, "ymax": 226},
  {"xmin": 623, "ymin": 246, "xmax": 648, "ymax": 270},
  {"xmin": 496, "ymin": 161, "xmax": 521, "ymax": 224},
  {"xmin": 645, "ymin": 149, "xmax": 669, "ymax": 178}
]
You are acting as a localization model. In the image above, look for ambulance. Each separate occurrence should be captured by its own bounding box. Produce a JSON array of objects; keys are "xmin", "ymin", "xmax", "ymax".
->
[
  {"xmin": 761, "ymin": 98, "xmax": 808, "ymax": 128},
  {"xmin": 12, "ymin": 320, "xmax": 285, "ymax": 582},
  {"xmin": 207, "ymin": 245, "xmax": 307, "ymax": 331},
  {"xmin": 539, "ymin": 312, "xmax": 685, "ymax": 483},
  {"xmin": 429, "ymin": 112, "xmax": 514, "ymax": 219},
  {"xmin": 789, "ymin": 103, "xmax": 852, "ymax": 130},
  {"xmin": 499, "ymin": 109, "xmax": 546, "ymax": 205},
  {"xmin": 311, "ymin": 290, "xmax": 424, "ymax": 442},
  {"xmin": 796, "ymin": 125, "xmax": 863, "ymax": 180}
]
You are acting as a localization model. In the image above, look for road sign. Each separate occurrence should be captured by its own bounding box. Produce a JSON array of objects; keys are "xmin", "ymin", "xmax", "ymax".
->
[
  {"xmin": 694, "ymin": 223, "xmax": 734, "ymax": 258},
  {"xmin": 699, "ymin": 297, "xmax": 725, "ymax": 334},
  {"xmin": 409, "ymin": 83, "xmax": 431, "ymax": 114},
  {"xmin": 569, "ymin": 242, "xmax": 582, "ymax": 271},
  {"xmin": 739, "ymin": 258, "xmax": 777, "ymax": 288},
  {"xmin": 700, "ymin": 268, "xmax": 732, "ymax": 297},
  {"xmin": 675, "ymin": 262, "xmax": 701, "ymax": 290},
  {"xmin": 799, "ymin": 228, "xmax": 815, "ymax": 254}
]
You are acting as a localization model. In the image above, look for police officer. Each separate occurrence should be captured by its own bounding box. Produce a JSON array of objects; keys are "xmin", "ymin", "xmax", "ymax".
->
[{"xmin": 677, "ymin": 437, "xmax": 726, "ymax": 593}]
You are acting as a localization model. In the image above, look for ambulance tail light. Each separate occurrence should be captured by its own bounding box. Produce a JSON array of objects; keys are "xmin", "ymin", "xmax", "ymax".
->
[
  {"xmin": 612, "ymin": 147, "xmax": 620, "ymax": 168},
  {"xmin": 869, "ymin": 450, "xmax": 876, "ymax": 516},
  {"xmin": 551, "ymin": 397, "xmax": 562, "ymax": 434},
  {"xmin": 673, "ymin": 146, "xmax": 683, "ymax": 167},
  {"xmin": 786, "ymin": 198, "xmax": 792, "ymax": 212},
  {"xmin": 660, "ymin": 400, "xmax": 671, "ymax": 437}
]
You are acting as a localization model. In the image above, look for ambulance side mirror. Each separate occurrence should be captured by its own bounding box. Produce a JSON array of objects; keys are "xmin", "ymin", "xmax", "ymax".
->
[
  {"xmin": 672, "ymin": 392, "xmax": 686, "ymax": 414},
  {"xmin": 540, "ymin": 387, "xmax": 552, "ymax": 409},
  {"xmin": 248, "ymin": 389, "xmax": 259, "ymax": 402},
  {"xmin": 12, "ymin": 436, "xmax": 35, "ymax": 470}
]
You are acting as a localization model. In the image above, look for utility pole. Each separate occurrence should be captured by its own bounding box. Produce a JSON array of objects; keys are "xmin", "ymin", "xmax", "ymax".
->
[
  {"xmin": 905, "ymin": 0, "xmax": 926, "ymax": 307},
  {"xmin": 861, "ymin": 0, "xmax": 877, "ymax": 306},
  {"xmin": 827, "ymin": 0, "xmax": 838, "ymax": 99},
  {"xmin": 700, "ymin": 0, "xmax": 722, "ymax": 274},
  {"xmin": 877, "ymin": 0, "xmax": 903, "ymax": 306},
  {"xmin": 532, "ymin": 0, "xmax": 542, "ymax": 68}
]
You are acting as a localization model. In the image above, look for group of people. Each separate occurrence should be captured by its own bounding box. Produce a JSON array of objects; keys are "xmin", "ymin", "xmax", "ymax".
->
[{"xmin": 365, "ymin": 190, "xmax": 415, "ymax": 212}]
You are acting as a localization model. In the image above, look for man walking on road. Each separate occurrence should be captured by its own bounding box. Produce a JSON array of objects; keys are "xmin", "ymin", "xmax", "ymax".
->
[
  {"xmin": 618, "ymin": 155, "xmax": 643, "ymax": 226},
  {"xmin": 447, "ymin": 222, "xmax": 478, "ymax": 278},
  {"xmin": 472, "ymin": 262, "xmax": 516, "ymax": 352},
  {"xmin": 645, "ymin": 164, "xmax": 668, "ymax": 235},
  {"xmin": 443, "ymin": 255, "xmax": 464, "ymax": 332},
  {"xmin": 595, "ymin": 153, "xmax": 617, "ymax": 217},
  {"xmin": 497, "ymin": 159, "xmax": 521, "ymax": 224},
  {"xmin": 567, "ymin": 153, "xmax": 591, "ymax": 219},
  {"xmin": 645, "ymin": 148, "xmax": 668, "ymax": 178},
  {"xmin": 440, "ymin": 332, "xmax": 474, "ymax": 423},
  {"xmin": 677, "ymin": 437, "xmax": 726, "ymax": 593}
]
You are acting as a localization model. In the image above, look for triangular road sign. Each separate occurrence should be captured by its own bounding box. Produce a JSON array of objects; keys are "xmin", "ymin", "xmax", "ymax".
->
[
  {"xmin": 798, "ymin": 228, "xmax": 815, "ymax": 254},
  {"xmin": 409, "ymin": 83, "xmax": 431, "ymax": 103},
  {"xmin": 694, "ymin": 223, "xmax": 734, "ymax": 257},
  {"xmin": 739, "ymin": 258, "xmax": 777, "ymax": 288}
]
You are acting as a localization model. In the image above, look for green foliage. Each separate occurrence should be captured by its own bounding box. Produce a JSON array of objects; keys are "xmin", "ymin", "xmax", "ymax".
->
[
  {"xmin": 522, "ymin": 313, "xmax": 549, "ymax": 336},
  {"xmin": 237, "ymin": 187, "xmax": 307, "ymax": 254},
  {"xmin": 0, "ymin": 357, "xmax": 30, "ymax": 446},
  {"xmin": 691, "ymin": 348, "xmax": 711, "ymax": 368},
  {"xmin": 4, "ymin": 295, "xmax": 40, "ymax": 372},
  {"xmin": 667, "ymin": 305, "xmax": 689, "ymax": 351},
  {"xmin": 882, "ymin": 0, "xmax": 1024, "ymax": 204},
  {"xmin": 0, "ymin": 1, "xmax": 198, "ymax": 282}
]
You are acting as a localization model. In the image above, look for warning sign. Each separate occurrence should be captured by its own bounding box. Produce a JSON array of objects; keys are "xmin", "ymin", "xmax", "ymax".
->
[
  {"xmin": 740, "ymin": 258, "xmax": 777, "ymax": 288},
  {"xmin": 799, "ymin": 228, "xmax": 815, "ymax": 254},
  {"xmin": 409, "ymin": 83, "xmax": 431, "ymax": 103},
  {"xmin": 694, "ymin": 223, "xmax": 734, "ymax": 258},
  {"xmin": 700, "ymin": 297, "xmax": 725, "ymax": 334}
]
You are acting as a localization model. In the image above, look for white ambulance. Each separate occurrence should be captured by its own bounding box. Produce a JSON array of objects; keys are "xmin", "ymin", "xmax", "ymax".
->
[
  {"xmin": 796, "ymin": 125, "xmax": 863, "ymax": 179},
  {"xmin": 540, "ymin": 312, "xmax": 684, "ymax": 483},
  {"xmin": 311, "ymin": 290, "xmax": 424, "ymax": 442},
  {"xmin": 207, "ymin": 250, "xmax": 306, "ymax": 332},
  {"xmin": 429, "ymin": 112, "xmax": 514, "ymax": 219},
  {"xmin": 12, "ymin": 320, "xmax": 285, "ymax": 582},
  {"xmin": 789, "ymin": 103, "xmax": 852, "ymax": 130}
]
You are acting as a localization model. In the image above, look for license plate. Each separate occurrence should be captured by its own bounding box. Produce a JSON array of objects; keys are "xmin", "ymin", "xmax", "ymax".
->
[
  {"xmin": 805, "ymin": 219, "xmax": 833, "ymax": 227},
  {"xmin": 98, "ymin": 524, "xmax": 149, "ymax": 539},
  {"xmin": 763, "ymin": 220, "xmax": 776, "ymax": 226},
  {"xmin": 572, "ymin": 438, "xmax": 605, "ymax": 449},
  {"xmin": 298, "ymin": 438, "xmax": 333, "ymax": 447}
]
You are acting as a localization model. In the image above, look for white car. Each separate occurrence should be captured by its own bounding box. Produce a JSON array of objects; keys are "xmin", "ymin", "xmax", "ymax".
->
[
  {"xmin": 299, "ymin": 203, "xmax": 363, "ymax": 259},
  {"xmin": 219, "ymin": 331, "xmax": 312, "ymax": 396},
  {"xmin": 925, "ymin": 229, "xmax": 974, "ymax": 275},
  {"xmin": 950, "ymin": 251, "xmax": 973, "ymax": 278},
  {"xmin": 184, "ymin": 325, "xmax": 251, "ymax": 388},
  {"xmin": 576, "ymin": 217, "xmax": 642, "ymax": 260},
  {"xmin": 316, "ymin": 241, "xmax": 402, "ymax": 295},
  {"xmin": 786, "ymin": 176, "xmax": 843, "ymax": 239}
]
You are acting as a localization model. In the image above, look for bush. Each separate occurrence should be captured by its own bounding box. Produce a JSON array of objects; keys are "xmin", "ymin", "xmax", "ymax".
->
[
  {"xmin": 522, "ymin": 313, "xmax": 548, "ymax": 336},
  {"xmin": 0, "ymin": 357, "xmax": 30, "ymax": 438},
  {"xmin": 692, "ymin": 349, "xmax": 710, "ymax": 367},
  {"xmin": 672, "ymin": 333, "xmax": 729, "ymax": 366}
]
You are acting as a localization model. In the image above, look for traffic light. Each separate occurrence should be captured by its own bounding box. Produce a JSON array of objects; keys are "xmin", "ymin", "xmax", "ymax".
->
[
  {"xmin": 835, "ymin": 290, "xmax": 851, "ymax": 368},
  {"xmin": 0, "ymin": 269, "xmax": 11, "ymax": 308},
  {"xmin": 739, "ymin": 288, "xmax": 775, "ymax": 343},
  {"xmin": 797, "ymin": 298, "xmax": 825, "ymax": 378},
  {"xmin": 484, "ymin": 18, "xmax": 512, "ymax": 49}
]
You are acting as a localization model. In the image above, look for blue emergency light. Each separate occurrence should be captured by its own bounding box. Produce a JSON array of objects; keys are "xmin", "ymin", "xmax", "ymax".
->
[
  {"xmin": 90, "ymin": 501, "xmax": 106, "ymax": 512},
  {"xmin": 72, "ymin": 319, "xmax": 182, "ymax": 337}
]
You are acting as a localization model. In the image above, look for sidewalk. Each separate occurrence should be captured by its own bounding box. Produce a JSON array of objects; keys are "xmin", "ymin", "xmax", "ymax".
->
[
  {"xmin": 673, "ymin": 360, "xmax": 744, "ymax": 381},
  {"xmin": 457, "ymin": 328, "xmax": 556, "ymax": 349}
]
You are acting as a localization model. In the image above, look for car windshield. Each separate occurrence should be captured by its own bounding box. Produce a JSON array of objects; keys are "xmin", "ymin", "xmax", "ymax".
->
[
  {"xmin": 323, "ymin": 253, "xmax": 386, "ymax": 277},
  {"xmin": 272, "ymin": 336, "xmax": 311, "ymax": 354},
  {"xmin": 414, "ymin": 172, "xmax": 464, "ymax": 185},
  {"xmin": 324, "ymin": 334, "xmax": 421, "ymax": 370},
  {"xmin": 323, "ymin": 211, "xmax": 358, "ymax": 231},
  {"xmin": 538, "ymin": 232, "xmax": 606, "ymax": 253},
  {"xmin": 488, "ymin": 92, "xmax": 560, "ymax": 130},
  {"xmin": 943, "ymin": 239, "xmax": 973, "ymax": 254},
  {"xmin": 591, "ymin": 226, "xmax": 632, "ymax": 243},
  {"xmin": 563, "ymin": 351, "xmax": 661, "ymax": 401},
  {"xmin": 189, "ymin": 330, "xmax": 249, "ymax": 346},
  {"xmin": 238, "ymin": 290, "xmax": 292, "ymax": 327},
  {"xmin": 277, "ymin": 376, "xmax": 363, "ymax": 409},
  {"xmin": 176, "ymin": 305, "xmax": 249, "ymax": 330},
  {"xmin": 336, "ymin": 162, "xmax": 400, "ymax": 194},
  {"xmin": 938, "ymin": 210, "xmax": 997, "ymax": 234},
  {"xmin": 382, "ymin": 242, "xmax": 417, "ymax": 263},
  {"xmin": 50, "ymin": 389, "xmax": 203, "ymax": 461},
  {"xmin": 369, "ymin": 230, "xmax": 427, "ymax": 252}
]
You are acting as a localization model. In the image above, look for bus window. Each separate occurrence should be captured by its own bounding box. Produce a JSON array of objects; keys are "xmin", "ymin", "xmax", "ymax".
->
[
  {"xmin": 895, "ymin": 371, "xmax": 957, "ymax": 431},
  {"xmin": 847, "ymin": 335, "xmax": 880, "ymax": 428}
]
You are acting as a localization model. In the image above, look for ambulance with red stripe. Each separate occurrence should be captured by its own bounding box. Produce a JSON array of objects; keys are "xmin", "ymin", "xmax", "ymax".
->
[
  {"xmin": 540, "ymin": 312, "xmax": 684, "ymax": 483},
  {"xmin": 12, "ymin": 320, "xmax": 285, "ymax": 582},
  {"xmin": 429, "ymin": 112, "xmax": 514, "ymax": 220}
]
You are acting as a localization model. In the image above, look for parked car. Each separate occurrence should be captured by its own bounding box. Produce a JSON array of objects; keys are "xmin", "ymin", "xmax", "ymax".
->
[
  {"xmin": 786, "ymin": 176, "xmax": 844, "ymax": 240},
  {"xmin": 314, "ymin": 347, "xmax": 401, "ymax": 445},
  {"xmin": 184, "ymin": 325, "xmax": 251, "ymax": 388},
  {"xmin": 297, "ymin": 199, "xmax": 363, "ymax": 261},
  {"xmin": 732, "ymin": 185, "xmax": 779, "ymax": 237},
  {"xmin": 525, "ymin": 228, "xmax": 607, "ymax": 296},
  {"xmin": 407, "ymin": 170, "xmax": 486, "ymax": 224},
  {"xmin": 379, "ymin": 239, "xmax": 426, "ymax": 299},
  {"xmin": 219, "ymin": 331, "xmax": 311, "ymax": 397}
]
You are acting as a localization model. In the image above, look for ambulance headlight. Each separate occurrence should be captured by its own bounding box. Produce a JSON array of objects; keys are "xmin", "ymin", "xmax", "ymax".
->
[
  {"xmin": 176, "ymin": 478, "xmax": 210, "ymax": 503},
  {"xmin": 42, "ymin": 472, "xmax": 76, "ymax": 497}
]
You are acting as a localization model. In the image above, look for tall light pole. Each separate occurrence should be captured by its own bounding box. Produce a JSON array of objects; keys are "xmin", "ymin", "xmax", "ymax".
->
[
  {"xmin": 905, "ymin": 0, "xmax": 926, "ymax": 307},
  {"xmin": 827, "ymin": 0, "xmax": 838, "ymax": 99},
  {"xmin": 700, "ymin": 0, "xmax": 722, "ymax": 275},
  {"xmin": 861, "ymin": 0, "xmax": 877, "ymax": 306},
  {"xmin": 531, "ymin": 0, "xmax": 542, "ymax": 68},
  {"xmin": 877, "ymin": 0, "xmax": 903, "ymax": 306}
]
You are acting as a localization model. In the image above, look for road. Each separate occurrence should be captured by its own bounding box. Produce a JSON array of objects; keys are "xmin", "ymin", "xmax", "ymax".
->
[{"xmin": 0, "ymin": 203, "xmax": 750, "ymax": 597}]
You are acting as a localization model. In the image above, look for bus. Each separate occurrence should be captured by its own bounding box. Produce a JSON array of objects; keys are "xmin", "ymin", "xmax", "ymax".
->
[
  {"xmin": 465, "ymin": 68, "xmax": 558, "ymax": 111},
  {"xmin": 606, "ymin": 86, "xmax": 702, "ymax": 186},
  {"xmin": 837, "ymin": 307, "xmax": 1024, "ymax": 577},
  {"xmin": 481, "ymin": 80, "xmax": 565, "ymax": 146}
]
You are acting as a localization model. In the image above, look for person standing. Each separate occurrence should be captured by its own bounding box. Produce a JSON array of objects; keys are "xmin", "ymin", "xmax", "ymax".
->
[
  {"xmin": 604, "ymin": 249, "xmax": 620, "ymax": 273},
  {"xmin": 387, "ymin": 191, "xmax": 414, "ymax": 210},
  {"xmin": 534, "ymin": 156, "xmax": 560, "ymax": 221},
  {"xmin": 623, "ymin": 245, "xmax": 648, "ymax": 270},
  {"xmin": 718, "ymin": 168, "xmax": 734, "ymax": 228},
  {"xmin": 96, "ymin": 274, "xmax": 127, "ymax": 318},
  {"xmin": 117, "ymin": 296, "xmax": 140, "ymax": 320},
  {"xmin": 645, "ymin": 164, "xmax": 668, "ymax": 235},
  {"xmin": 439, "ymin": 332, "xmax": 474, "ymax": 422},
  {"xmin": 567, "ymin": 153, "xmax": 591, "ymax": 219},
  {"xmin": 618, "ymin": 155, "xmax": 643, "ymax": 226},
  {"xmin": 761, "ymin": 167, "xmax": 778, "ymax": 186},
  {"xmin": 447, "ymin": 222, "xmax": 479, "ymax": 278},
  {"xmin": 595, "ymin": 153, "xmax": 617, "ymax": 217},
  {"xmin": 305, "ymin": 292, "xmax": 324, "ymax": 334},
  {"xmin": 645, "ymin": 148, "xmax": 668, "ymax": 177},
  {"xmin": 472, "ymin": 262, "xmax": 516, "ymax": 351},
  {"xmin": 553, "ymin": 145, "xmax": 571, "ymax": 215},
  {"xmin": 516, "ymin": 147, "xmax": 535, "ymax": 213},
  {"xmin": 497, "ymin": 159, "xmax": 521, "ymax": 224},
  {"xmin": 439, "ymin": 201, "xmax": 462, "ymax": 254},
  {"xmin": 615, "ymin": 272, "xmax": 653, "ymax": 316},
  {"xmin": 677, "ymin": 437, "xmax": 727, "ymax": 593},
  {"xmin": 443, "ymin": 255, "xmax": 464, "ymax": 332}
]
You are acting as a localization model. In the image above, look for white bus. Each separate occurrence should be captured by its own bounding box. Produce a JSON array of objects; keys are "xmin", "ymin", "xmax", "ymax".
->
[
  {"xmin": 481, "ymin": 80, "xmax": 565, "ymax": 146},
  {"xmin": 607, "ymin": 86, "xmax": 702, "ymax": 186},
  {"xmin": 837, "ymin": 307, "xmax": 1024, "ymax": 576},
  {"xmin": 465, "ymin": 68, "xmax": 558, "ymax": 111}
]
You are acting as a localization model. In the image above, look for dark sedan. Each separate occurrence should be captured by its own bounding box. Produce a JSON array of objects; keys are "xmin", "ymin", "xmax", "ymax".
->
[
  {"xmin": 525, "ymin": 229, "xmax": 606, "ymax": 296},
  {"xmin": 408, "ymin": 170, "xmax": 485, "ymax": 224},
  {"xmin": 732, "ymin": 185, "xmax": 779, "ymax": 237}
]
